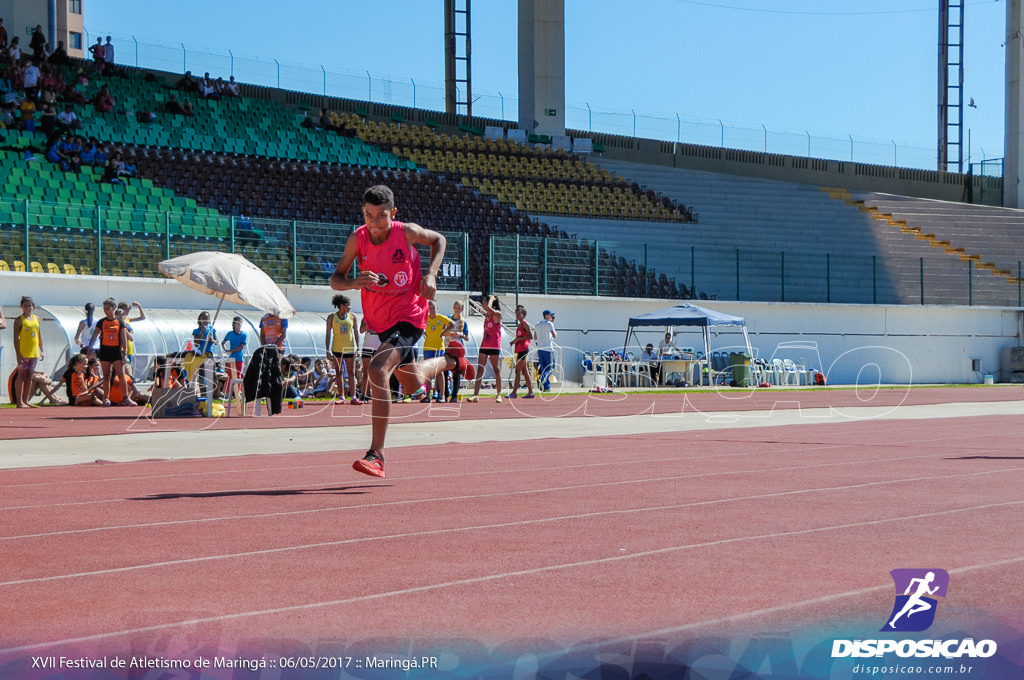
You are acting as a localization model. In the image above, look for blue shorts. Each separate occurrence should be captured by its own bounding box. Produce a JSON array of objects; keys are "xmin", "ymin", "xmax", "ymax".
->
[{"xmin": 423, "ymin": 349, "xmax": 445, "ymax": 360}]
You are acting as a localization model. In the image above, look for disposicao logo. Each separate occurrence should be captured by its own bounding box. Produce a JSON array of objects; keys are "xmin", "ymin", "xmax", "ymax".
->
[
  {"xmin": 831, "ymin": 569, "xmax": 998, "ymax": 659},
  {"xmin": 881, "ymin": 568, "xmax": 948, "ymax": 632}
]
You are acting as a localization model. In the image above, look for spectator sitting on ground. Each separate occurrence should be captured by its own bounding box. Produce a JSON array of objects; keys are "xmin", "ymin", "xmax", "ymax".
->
[
  {"xmin": 163, "ymin": 93, "xmax": 194, "ymax": 116},
  {"xmin": 92, "ymin": 84, "xmax": 115, "ymax": 113},
  {"xmin": 280, "ymin": 355, "xmax": 301, "ymax": 400},
  {"xmin": 68, "ymin": 353, "xmax": 106, "ymax": 406},
  {"xmin": 6, "ymin": 368, "xmax": 67, "ymax": 406},
  {"xmin": 109, "ymin": 372, "xmax": 149, "ymax": 406}
]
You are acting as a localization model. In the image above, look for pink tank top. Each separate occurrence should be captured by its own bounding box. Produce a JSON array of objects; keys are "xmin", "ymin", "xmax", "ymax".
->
[
  {"xmin": 356, "ymin": 221, "xmax": 427, "ymax": 334},
  {"xmin": 481, "ymin": 315, "xmax": 501, "ymax": 350},
  {"xmin": 514, "ymin": 320, "xmax": 531, "ymax": 353}
]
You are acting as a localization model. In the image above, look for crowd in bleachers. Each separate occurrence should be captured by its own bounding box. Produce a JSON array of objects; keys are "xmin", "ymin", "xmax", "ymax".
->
[
  {"xmin": 1, "ymin": 26, "xmax": 688, "ymax": 300},
  {"xmin": 1, "ymin": 21, "xmax": 141, "ymax": 190}
]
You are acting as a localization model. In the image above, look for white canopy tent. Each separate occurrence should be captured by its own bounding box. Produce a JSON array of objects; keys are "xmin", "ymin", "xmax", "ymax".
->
[{"xmin": 625, "ymin": 303, "xmax": 753, "ymax": 381}]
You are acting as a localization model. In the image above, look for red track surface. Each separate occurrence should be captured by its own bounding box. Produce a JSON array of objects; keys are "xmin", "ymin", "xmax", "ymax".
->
[{"xmin": 1, "ymin": 387, "xmax": 1022, "ymax": 672}]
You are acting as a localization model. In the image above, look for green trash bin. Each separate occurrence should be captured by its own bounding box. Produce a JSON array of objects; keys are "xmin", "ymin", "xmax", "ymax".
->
[{"xmin": 729, "ymin": 352, "xmax": 752, "ymax": 387}]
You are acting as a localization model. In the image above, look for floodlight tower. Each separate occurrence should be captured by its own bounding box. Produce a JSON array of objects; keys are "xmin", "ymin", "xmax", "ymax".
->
[
  {"xmin": 938, "ymin": 0, "xmax": 965, "ymax": 173},
  {"xmin": 444, "ymin": 0, "xmax": 472, "ymax": 118}
]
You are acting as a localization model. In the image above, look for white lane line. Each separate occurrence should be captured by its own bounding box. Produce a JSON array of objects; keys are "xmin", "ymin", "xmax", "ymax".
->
[
  {"xmin": 0, "ymin": 423, "xmax": 988, "ymax": 512},
  {"xmin": 2, "ymin": 501, "xmax": 1022, "ymax": 656},
  {"xmin": 0, "ymin": 447, "xmax": 981, "ymax": 541},
  {"xmin": 3, "ymin": 465, "xmax": 1022, "ymax": 586},
  {"xmin": 579, "ymin": 555, "xmax": 1024, "ymax": 647}
]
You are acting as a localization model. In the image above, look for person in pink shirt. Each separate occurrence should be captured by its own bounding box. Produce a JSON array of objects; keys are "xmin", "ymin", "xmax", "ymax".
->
[
  {"xmin": 508, "ymin": 305, "xmax": 535, "ymax": 399},
  {"xmin": 330, "ymin": 185, "xmax": 475, "ymax": 478},
  {"xmin": 466, "ymin": 294, "xmax": 503, "ymax": 403}
]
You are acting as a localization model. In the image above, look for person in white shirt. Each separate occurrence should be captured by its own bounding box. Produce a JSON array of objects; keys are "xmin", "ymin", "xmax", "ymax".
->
[
  {"xmin": 223, "ymin": 75, "xmax": 240, "ymax": 97},
  {"xmin": 23, "ymin": 62, "xmax": 41, "ymax": 97},
  {"xmin": 56, "ymin": 104, "xmax": 81, "ymax": 130},
  {"xmin": 658, "ymin": 332, "xmax": 680, "ymax": 358},
  {"xmin": 533, "ymin": 309, "xmax": 558, "ymax": 391}
]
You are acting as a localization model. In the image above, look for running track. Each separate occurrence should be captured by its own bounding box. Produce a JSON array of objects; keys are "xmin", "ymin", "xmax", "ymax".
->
[{"xmin": 1, "ymin": 387, "xmax": 1023, "ymax": 678}]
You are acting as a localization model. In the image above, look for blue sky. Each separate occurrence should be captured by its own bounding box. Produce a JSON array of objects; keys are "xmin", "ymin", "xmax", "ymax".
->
[{"xmin": 85, "ymin": 0, "xmax": 1007, "ymax": 170}]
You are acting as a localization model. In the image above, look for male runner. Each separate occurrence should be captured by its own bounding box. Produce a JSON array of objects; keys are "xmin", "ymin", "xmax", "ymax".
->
[{"xmin": 330, "ymin": 185, "xmax": 474, "ymax": 477}]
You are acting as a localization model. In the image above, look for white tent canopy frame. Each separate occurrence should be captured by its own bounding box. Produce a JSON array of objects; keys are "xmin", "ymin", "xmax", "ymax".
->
[{"xmin": 624, "ymin": 303, "xmax": 753, "ymax": 382}]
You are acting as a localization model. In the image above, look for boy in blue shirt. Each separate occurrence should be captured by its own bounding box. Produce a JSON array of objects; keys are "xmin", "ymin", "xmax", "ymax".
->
[{"xmin": 222, "ymin": 316, "xmax": 248, "ymax": 388}]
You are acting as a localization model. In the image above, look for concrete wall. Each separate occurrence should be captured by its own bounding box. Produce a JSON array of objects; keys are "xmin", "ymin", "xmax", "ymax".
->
[{"xmin": 3, "ymin": 271, "xmax": 1021, "ymax": 393}]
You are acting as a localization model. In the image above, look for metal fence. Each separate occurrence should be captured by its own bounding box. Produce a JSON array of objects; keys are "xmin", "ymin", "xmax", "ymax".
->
[
  {"xmin": 4, "ymin": 198, "xmax": 1022, "ymax": 306},
  {"xmin": 89, "ymin": 31, "xmax": 988, "ymax": 173},
  {"xmin": 488, "ymin": 235, "xmax": 1024, "ymax": 307},
  {"xmin": 0, "ymin": 199, "xmax": 469, "ymax": 289}
]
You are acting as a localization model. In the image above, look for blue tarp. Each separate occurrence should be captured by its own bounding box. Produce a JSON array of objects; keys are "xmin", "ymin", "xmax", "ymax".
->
[{"xmin": 627, "ymin": 303, "xmax": 747, "ymax": 328}]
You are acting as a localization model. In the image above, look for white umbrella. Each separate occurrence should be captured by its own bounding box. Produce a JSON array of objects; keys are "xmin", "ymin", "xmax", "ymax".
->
[
  {"xmin": 158, "ymin": 251, "xmax": 296, "ymax": 324},
  {"xmin": 158, "ymin": 251, "xmax": 295, "ymax": 418}
]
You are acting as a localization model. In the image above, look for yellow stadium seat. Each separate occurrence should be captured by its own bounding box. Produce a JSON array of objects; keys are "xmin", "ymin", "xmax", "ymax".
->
[
  {"xmin": 14, "ymin": 261, "xmax": 26, "ymax": 272},
  {"xmin": 63, "ymin": 263, "xmax": 78, "ymax": 275},
  {"xmin": 0, "ymin": 260, "xmax": 9, "ymax": 271},
  {"xmin": 47, "ymin": 262, "xmax": 61, "ymax": 274},
  {"xmin": 30, "ymin": 261, "xmax": 44, "ymax": 273}
]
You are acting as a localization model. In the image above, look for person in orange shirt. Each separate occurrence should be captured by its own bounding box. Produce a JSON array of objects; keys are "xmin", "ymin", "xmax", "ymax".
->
[
  {"xmin": 109, "ymin": 373, "xmax": 149, "ymax": 405},
  {"xmin": 259, "ymin": 313, "xmax": 287, "ymax": 352},
  {"xmin": 87, "ymin": 297, "xmax": 134, "ymax": 406},
  {"xmin": 68, "ymin": 354, "xmax": 105, "ymax": 406}
]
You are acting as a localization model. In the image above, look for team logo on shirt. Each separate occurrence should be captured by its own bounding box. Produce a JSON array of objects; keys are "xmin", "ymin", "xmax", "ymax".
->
[
  {"xmin": 392, "ymin": 249, "xmax": 407, "ymax": 263},
  {"xmin": 394, "ymin": 271, "xmax": 409, "ymax": 287}
]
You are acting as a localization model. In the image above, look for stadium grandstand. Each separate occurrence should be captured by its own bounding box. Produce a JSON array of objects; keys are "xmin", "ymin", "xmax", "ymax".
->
[{"xmin": 3, "ymin": 58, "xmax": 1022, "ymax": 306}]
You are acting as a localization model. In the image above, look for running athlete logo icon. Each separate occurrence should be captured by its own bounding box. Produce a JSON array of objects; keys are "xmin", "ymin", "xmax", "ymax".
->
[{"xmin": 881, "ymin": 569, "xmax": 949, "ymax": 632}]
